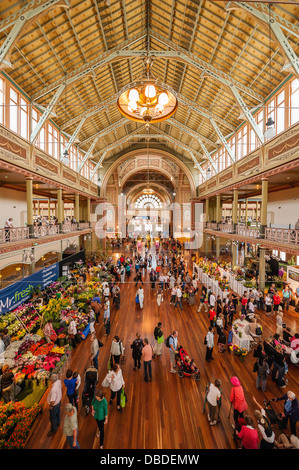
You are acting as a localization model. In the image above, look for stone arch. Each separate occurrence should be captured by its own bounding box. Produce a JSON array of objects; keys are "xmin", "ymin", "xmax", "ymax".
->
[{"xmin": 101, "ymin": 148, "xmax": 196, "ymax": 198}]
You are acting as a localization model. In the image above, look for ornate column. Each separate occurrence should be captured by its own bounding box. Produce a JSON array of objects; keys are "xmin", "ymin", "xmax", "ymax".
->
[
  {"xmin": 259, "ymin": 247, "xmax": 266, "ymax": 291},
  {"xmin": 260, "ymin": 178, "xmax": 268, "ymax": 236},
  {"xmin": 232, "ymin": 188, "xmax": 238, "ymax": 233},
  {"xmin": 75, "ymin": 194, "xmax": 80, "ymax": 227},
  {"xmin": 57, "ymin": 188, "xmax": 64, "ymax": 232},
  {"xmin": 86, "ymin": 197, "xmax": 91, "ymax": 227},
  {"xmin": 26, "ymin": 178, "xmax": 34, "ymax": 238},
  {"xmin": 216, "ymin": 194, "xmax": 222, "ymax": 226}
]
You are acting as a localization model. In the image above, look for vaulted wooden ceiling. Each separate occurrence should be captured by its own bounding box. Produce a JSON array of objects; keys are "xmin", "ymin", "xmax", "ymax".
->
[{"xmin": 0, "ymin": 0, "xmax": 298, "ymax": 169}]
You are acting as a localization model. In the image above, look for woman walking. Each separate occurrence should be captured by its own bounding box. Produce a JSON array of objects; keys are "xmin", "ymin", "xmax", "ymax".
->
[
  {"xmin": 106, "ymin": 363, "xmax": 125, "ymax": 413},
  {"xmin": 91, "ymin": 389, "xmax": 108, "ymax": 449},
  {"xmin": 230, "ymin": 376, "xmax": 248, "ymax": 427},
  {"xmin": 110, "ymin": 336, "xmax": 124, "ymax": 365},
  {"xmin": 137, "ymin": 285, "xmax": 144, "ymax": 309}
]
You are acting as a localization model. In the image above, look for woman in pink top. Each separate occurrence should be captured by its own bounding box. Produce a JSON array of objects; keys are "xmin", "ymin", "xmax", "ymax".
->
[
  {"xmin": 236, "ymin": 416, "xmax": 259, "ymax": 449},
  {"xmin": 230, "ymin": 376, "xmax": 248, "ymax": 425}
]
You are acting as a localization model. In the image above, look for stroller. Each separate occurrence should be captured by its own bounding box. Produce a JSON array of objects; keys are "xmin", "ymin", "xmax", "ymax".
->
[
  {"xmin": 175, "ymin": 346, "xmax": 200, "ymax": 381},
  {"xmin": 263, "ymin": 399, "xmax": 282, "ymax": 428},
  {"xmin": 82, "ymin": 365, "xmax": 98, "ymax": 415}
]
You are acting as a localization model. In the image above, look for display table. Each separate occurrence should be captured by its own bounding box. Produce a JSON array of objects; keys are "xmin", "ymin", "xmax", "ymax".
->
[{"xmin": 232, "ymin": 319, "xmax": 251, "ymax": 350}]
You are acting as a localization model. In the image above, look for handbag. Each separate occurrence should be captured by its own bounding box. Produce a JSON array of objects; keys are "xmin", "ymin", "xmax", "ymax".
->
[
  {"xmin": 157, "ymin": 334, "xmax": 164, "ymax": 344},
  {"xmin": 204, "ymin": 336, "xmax": 207, "ymax": 345},
  {"xmin": 101, "ymin": 375, "xmax": 110, "ymax": 388},
  {"xmin": 120, "ymin": 388, "xmax": 127, "ymax": 408},
  {"xmin": 135, "ymin": 294, "xmax": 139, "ymax": 304}
]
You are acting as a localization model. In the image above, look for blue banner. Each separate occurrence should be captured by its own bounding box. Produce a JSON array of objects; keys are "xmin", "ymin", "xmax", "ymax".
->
[{"xmin": 0, "ymin": 263, "xmax": 60, "ymax": 315}]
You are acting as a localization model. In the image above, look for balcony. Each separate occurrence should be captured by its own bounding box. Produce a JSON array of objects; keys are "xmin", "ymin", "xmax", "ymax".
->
[
  {"xmin": 204, "ymin": 222, "xmax": 299, "ymax": 253},
  {"xmin": 0, "ymin": 223, "xmax": 92, "ymax": 245}
]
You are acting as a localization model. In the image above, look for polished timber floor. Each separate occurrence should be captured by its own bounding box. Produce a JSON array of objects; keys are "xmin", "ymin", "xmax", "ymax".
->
[{"xmin": 25, "ymin": 248, "xmax": 299, "ymax": 450}]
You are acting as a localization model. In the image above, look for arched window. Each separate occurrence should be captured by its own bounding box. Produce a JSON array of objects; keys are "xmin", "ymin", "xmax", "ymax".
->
[{"xmin": 134, "ymin": 194, "xmax": 163, "ymax": 209}]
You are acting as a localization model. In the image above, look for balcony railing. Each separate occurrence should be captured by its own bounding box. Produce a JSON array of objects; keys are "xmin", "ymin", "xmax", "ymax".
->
[
  {"xmin": 0, "ymin": 222, "xmax": 92, "ymax": 244},
  {"xmin": 205, "ymin": 222, "xmax": 299, "ymax": 246},
  {"xmin": 206, "ymin": 222, "xmax": 233, "ymax": 233},
  {"xmin": 0, "ymin": 227, "xmax": 30, "ymax": 243},
  {"xmin": 236, "ymin": 225, "xmax": 260, "ymax": 238},
  {"xmin": 34, "ymin": 225, "xmax": 59, "ymax": 238},
  {"xmin": 264, "ymin": 227, "xmax": 299, "ymax": 245}
]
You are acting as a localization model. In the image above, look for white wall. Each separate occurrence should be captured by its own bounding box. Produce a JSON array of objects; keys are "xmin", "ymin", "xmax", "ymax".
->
[
  {"xmin": 267, "ymin": 188, "xmax": 299, "ymax": 228},
  {"xmin": 0, "ymin": 188, "xmax": 27, "ymax": 228}
]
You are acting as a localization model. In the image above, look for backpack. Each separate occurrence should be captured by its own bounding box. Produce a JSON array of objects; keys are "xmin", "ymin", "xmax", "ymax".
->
[{"xmin": 164, "ymin": 335, "xmax": 173, "ymax": 348}]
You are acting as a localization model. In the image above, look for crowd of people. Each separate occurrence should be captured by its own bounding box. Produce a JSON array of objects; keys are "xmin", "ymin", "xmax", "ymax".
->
[
  {"xmin": 1, "ymin": 235, "xmax": 298, "ymax": 450},
  {"xmin": 45, "ymin": 237, "xmax": 299, "ymax": 449}
]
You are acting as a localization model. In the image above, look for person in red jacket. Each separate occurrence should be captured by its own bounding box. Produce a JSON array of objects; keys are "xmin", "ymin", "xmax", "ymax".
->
[
  {"xmin": 273, "ymin": 293, "xmax": 281, "ymax": 312},
  {"xmin": 230, "ymin": 376, "xmax": 248, "ymax": 425},
  {"xmin": 209, "ymin": 307, "xmax": 216, "ymax": 328},
  {"xmin": 236, "ymin": 415, "xmax": 259, "ymax": 449}
]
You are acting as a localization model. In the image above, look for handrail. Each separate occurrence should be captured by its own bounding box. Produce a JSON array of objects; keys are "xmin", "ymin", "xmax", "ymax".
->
[
  {"xmin": 265, "ymin": 227, "xmax": 299, "ymax": 245},
  {"xmin": 0, "ymin": 227, "xmax": 29, "ymax": 243}
]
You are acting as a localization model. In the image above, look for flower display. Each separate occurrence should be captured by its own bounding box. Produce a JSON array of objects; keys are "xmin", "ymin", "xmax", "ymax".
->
[{"xmin": 0, "ymin": 402, "xmax": 42, "ymax": 449}]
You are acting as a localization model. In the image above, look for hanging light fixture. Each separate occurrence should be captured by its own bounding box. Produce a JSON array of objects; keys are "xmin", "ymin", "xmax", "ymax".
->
[
  {"xmin": 265, "ymin": 4, "xmax": 276, "ymax": 140},
  {"xmin": 117, "ymin": 56, "xmax": 178, "ymax": 125}
]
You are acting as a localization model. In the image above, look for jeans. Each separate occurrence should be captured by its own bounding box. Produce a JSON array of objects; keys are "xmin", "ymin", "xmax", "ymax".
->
[
  {"xmin": 144, "ymin": 360, "xmax": 152, "ymax": 381},
  {"xmin": 67, "ymin": 393, "xmax": 78, "ymax": 409},
  {"xmin": 92, "ymin": 350, "xmax": 99, "ymax": 369},
  {"xmin": 134, "ymin": 357, "xmax": 141, "ymax": 369},
  {"xmin": 175, "ymin": 298, "xmax": 182, "ymax": 310},
  {"xmin": 66, "ymin": 433, "xmax": 80, "ymax": 449},
  {"xmin": 49, "ymin": 401, "xmax": 61, "ymax": 433},
  {"xmin": 282, "ymin": 297, "xmax": 290, "ymax": 311}
]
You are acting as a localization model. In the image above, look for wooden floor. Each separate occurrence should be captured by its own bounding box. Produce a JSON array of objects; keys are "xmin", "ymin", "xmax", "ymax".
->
[{"xmin": 25, "ymin": 247, "xmax": 299, "ymax": 450}]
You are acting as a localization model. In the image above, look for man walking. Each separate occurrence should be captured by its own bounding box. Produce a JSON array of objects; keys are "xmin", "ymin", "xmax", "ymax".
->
[
  {"xmin": 63, "ymin": 403, "xmax": 80, "ymax": 449},
  {"xmin": 89, "ymin": 333, "xmax": 100, "ymax": 369},
  {"xmin": 142, "ymin": 338, "xmax": 153, "ymax": 382},
  {"xmin": 205, "ymin": 326, "xmax": 214, "ymax": 363},
  {"xmin": 47, "ymin": 373, "xmax": 62, "ymax": 437},
  {"xmin": 175, "ymin": 286, "xmax": 183, "ymax": 310}
]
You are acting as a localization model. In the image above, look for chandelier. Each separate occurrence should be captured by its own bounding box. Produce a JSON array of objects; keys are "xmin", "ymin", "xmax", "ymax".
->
[{"xmin": 117, "ymin": 57, "xmax": 178, "ymax": 125}]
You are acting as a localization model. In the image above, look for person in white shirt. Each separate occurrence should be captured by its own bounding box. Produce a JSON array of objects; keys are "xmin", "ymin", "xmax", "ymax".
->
[
  {"xmin": 169, "ymin": 274, "xmax": 175, "ymax": 290},
  {"xmin": 170, "ymin": 286, "xmax": 177, "ymax": 305},
  {"xmin": 137, "ymin": 286, "xmax": 144, "ymax": 309},
  {"xmin": 106, "ymin": 363, "xmax": 125, "ymax": 412},
  {"xmin": 209, "ymin": 292, "xmax": 216, "ymax": 309},
  {"xmin": 47, "ymin": 374, "xmax": 62, "ymax": 436},
  {"xmin": 4, "ymin": 218, "xmax": 13, "ymax": 242},
  {"xmin": 205, "ymin": 326, "xmax": 214, "ymax": 362},
  {"xmin": 206, "ymin": 379, "xmax": 222, "ymax": 426},
  {"xmin": 175, "ymin": 286, "xmax": 183, "ymax": 310}
]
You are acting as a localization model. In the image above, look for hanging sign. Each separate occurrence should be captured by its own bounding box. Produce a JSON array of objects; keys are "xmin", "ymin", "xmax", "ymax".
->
[{"xmin": 0, "ymin": 263, "xmax": 59, "ymax": 315}]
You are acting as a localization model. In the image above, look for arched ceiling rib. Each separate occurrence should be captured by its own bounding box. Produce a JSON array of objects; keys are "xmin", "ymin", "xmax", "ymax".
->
[{"xmin": 0, "ymin": 0, "xmax": 298, "ymax": 169}]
